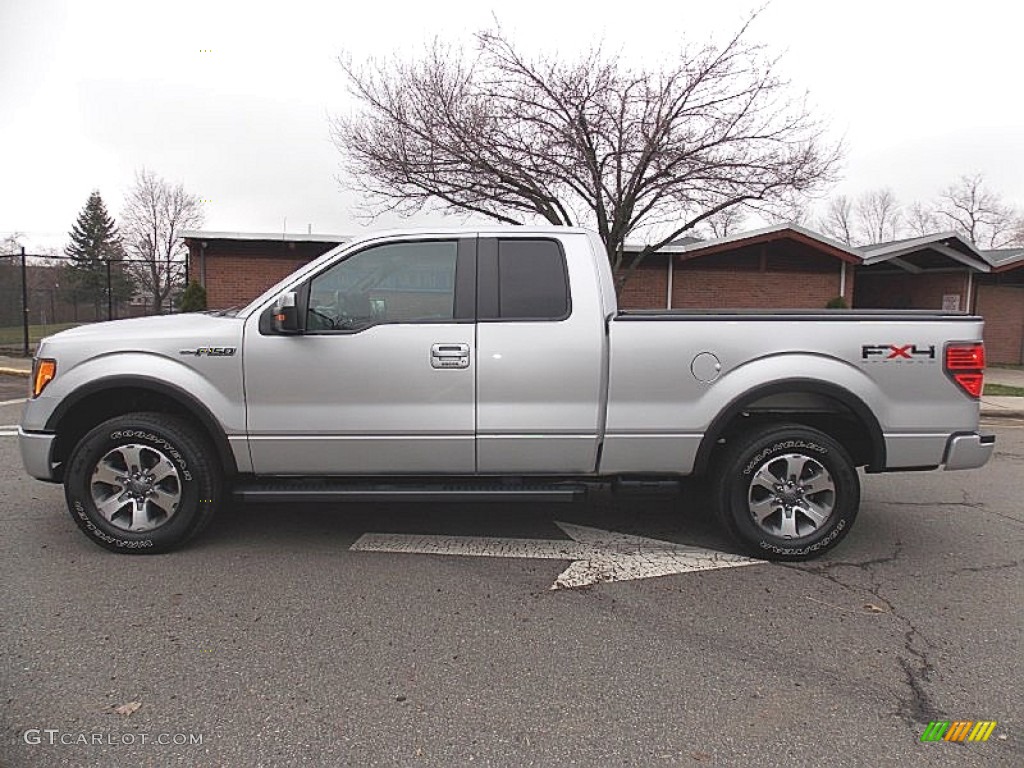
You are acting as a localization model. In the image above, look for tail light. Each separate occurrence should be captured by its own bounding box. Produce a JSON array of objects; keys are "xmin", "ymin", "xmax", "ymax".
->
[{"xmin": 945, "ymin": 343, "xmax": 984, "ymax": 399}]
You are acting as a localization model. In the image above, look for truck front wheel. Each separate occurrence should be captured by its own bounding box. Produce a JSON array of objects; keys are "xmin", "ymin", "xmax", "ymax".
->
[
  {"xmin": 712, "ymin": 424, "xmax": 859, "ymax": 561},
  {"xmin": 64, "ymin": 412, "xmax": 221, "ymax": 553}
]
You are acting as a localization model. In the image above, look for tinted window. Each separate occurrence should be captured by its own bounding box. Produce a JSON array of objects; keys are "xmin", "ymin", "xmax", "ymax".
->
[
  {"xmin": 497, "ymin": 239, "xmax": 569, "ymax": 320},
  {"xmin": 307, "ymin": 240, "xmax": 458, "ymax": 331}
]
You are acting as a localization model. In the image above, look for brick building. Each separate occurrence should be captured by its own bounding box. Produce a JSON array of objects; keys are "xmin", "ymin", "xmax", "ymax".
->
[
  {"xmin": 975, "ymin": 249, "xmax": 1024, "ymax": 364},
  {"xmin": 617, "ymin": 225, "xmax": 857, "ymax": 310},
  {"xmin": 181, "ymin": 231, "xmax": 346, "ymax": 309},
  {"xmin": 855, "ymin": 233, "xmax": 989, "ymax": 312}
]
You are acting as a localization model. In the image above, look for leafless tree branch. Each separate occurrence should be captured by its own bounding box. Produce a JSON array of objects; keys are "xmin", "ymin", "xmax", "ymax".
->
[
  {"xmin": 331, "ymin": 15, "xmax": 840, "ymax": 284},
  {"xmin": 120, "ymin": 169, "xmax": 204, "ymax": 312}
]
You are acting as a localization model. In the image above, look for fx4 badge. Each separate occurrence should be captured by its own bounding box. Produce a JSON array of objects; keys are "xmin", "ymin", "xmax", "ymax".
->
[
  {"xmin": 861, "ymin": 344, "xmax": 936, "ymax": 362},
  {"xmin": 179, "ymin": 347, "xmax": 236, "ymax": 357}
]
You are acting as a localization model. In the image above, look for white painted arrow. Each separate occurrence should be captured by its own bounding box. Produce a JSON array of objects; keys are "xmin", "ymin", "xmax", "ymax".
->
[{"xmin": 350, "ymin": 522, "xmax": 764, "ymax": 589}]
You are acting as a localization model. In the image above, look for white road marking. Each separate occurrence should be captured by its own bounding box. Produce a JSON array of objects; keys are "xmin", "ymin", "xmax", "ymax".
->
[
  {"xmin": 351, "ymin": 521, "xmax": 764, "ymax": 589},
  {"xmin": 0, "ymin": 431, "xmax": 17, "ymax": 437},
  {"xmin": 0, "ymin": 398, "xmax": 26, "ymax": 406}
]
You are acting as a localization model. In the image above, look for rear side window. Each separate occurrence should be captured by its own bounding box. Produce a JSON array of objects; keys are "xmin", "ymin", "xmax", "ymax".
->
[{"xmin": 489, "ymin": 239, "xmax": 570, "ymax": 320}]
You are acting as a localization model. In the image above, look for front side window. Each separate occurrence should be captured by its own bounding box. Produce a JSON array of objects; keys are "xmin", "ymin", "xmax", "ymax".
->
[{"xmin": 307, "ymin": 240, "xmax": 458, "ymax": 331}]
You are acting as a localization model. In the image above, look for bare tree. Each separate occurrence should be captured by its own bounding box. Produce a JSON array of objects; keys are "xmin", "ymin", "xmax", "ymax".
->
[
  {"xmin": 703, "ymin": 206, "xmax": 748, "ymax": 239},
  {"xmin": 817, "ymin": 195, "xmax": 855, "ymax": 244},
  {"xmin": 905, "ymin": 201, "xmax": 940, "ymax": 238},
  {"xmin": 817, "ymin": 189, "xmax": 905, "ymax": 244},
  {"xmin": 933, "ymin": 173, "xmax": 1019, "ymax": 248},
  {"xmin": 855, "ymin": 188, "xmax": 902, "ymax": 244},
  {"xmin": 331, "ymin": 18, "xmax": 840, "ymax": 284},
  {"xmin": 121, "ymin": 169, "xmax": 204, "ymax": 313}
]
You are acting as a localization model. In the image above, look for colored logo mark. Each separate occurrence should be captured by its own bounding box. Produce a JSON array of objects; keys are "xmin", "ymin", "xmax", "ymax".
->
[{"xmin": 920, "ymin": 721, "xmax": 997, "ymax": 742}]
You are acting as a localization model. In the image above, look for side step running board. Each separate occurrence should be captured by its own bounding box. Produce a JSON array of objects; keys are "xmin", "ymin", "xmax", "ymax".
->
[{"xmin": 234, "ymin": 480, "xmax": 589, "ymax": 504}]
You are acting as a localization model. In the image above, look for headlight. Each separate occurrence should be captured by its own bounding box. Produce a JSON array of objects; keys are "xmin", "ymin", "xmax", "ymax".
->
[{"xmin": 31, "ymin": 358, "xmax": 56, "ymax": 398}]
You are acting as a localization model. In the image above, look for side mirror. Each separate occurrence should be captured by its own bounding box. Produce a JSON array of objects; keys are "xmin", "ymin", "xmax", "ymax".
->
[{"xmin": 272, "ymin": 291, "xmax": 300, "ymax": 334}]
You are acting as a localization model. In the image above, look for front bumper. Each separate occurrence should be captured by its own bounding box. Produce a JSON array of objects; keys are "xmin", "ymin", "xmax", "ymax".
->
[
  {"xmin": 943, "ymin": 432, "xmax": 995, "ymax": 471},
  {"xmin": 19, "ymin": 428, "xmax": 59, "ymax": 482}
]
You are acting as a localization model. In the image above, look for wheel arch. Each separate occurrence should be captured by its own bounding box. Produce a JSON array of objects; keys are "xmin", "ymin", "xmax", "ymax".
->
[
  {"xmin": 46, "ymin": 376, "xmax": 238, "ymax": 482},
  {"xmin": 693, "ymin": 378, "xmax": 885, "ymax": 475}
]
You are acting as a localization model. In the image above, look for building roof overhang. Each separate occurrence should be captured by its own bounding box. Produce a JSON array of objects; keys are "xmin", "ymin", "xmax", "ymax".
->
[
  {"xmin": 625, "ymin": 223, "xmax": 862, "ymax": 264},
  {"xmin": 860, "ymin": 232, "xmax": 990, "ymax": 273},
  {"xmin": 180, "ymin": 230, "xmax": 349, "ymax": 245},
  {"xmin": 982, "ymin": 247, "xmax": 1024, "ymax": 272}
]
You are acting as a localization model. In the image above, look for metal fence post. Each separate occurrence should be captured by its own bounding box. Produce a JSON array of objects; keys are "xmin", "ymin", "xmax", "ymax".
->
[
  {"xmin": 106, "ymin": 260, "xmax": 113, "ymax": 320},
  {"xmin": 20, "ymin": 246, "xmax": 29, "ymax": 357}
]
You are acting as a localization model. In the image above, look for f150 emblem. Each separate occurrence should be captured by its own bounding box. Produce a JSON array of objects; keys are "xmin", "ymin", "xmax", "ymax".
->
[
  {"xmin": 179, "ymin": 347, "xmax": 236, "ymax": 357},
  {"xmin": 861, "ymin": 344, "xmax": 935, "ymax": 361}
]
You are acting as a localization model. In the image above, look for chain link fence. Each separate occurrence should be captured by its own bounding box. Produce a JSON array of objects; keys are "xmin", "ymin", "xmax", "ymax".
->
[{"xmin": 0, "ymin": 250, "xmax": 188, "ymax": 356}]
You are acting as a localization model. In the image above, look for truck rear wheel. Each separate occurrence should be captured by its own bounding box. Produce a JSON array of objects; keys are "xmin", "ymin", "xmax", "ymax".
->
[
  {"xmin": 64, "ymin": 412, "xmax": 221, "ymax": 553},
  {"xmin": 711, "ymin": 424, "xmax": 859, "ymax": 561}
]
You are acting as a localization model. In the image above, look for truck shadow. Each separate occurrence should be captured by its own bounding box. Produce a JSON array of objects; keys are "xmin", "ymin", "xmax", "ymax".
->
[{"xmin": 197, "ymin": 480, "xmax": 742, "ymax": 555}]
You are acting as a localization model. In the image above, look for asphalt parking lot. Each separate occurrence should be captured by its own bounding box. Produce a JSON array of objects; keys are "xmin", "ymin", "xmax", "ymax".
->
[
  {"xmin": 0, "ymin": 376, "xmax": 28, "ymax": 403},
  {"xmin": 0, "ymin": 396, "xmax": 1020, "ymax": 767}
]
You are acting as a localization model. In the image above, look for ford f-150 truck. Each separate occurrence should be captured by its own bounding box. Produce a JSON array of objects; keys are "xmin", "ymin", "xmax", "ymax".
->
[{"xmin": 19, "ymin": 227, "xmax": 994, "ymax": 559}]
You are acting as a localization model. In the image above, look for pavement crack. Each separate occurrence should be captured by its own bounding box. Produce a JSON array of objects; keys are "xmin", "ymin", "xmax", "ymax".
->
[
  {"xmin": 784, "ymin": 543, "xmax": 945, "ymax": 732},
  {"xmin": 947, "ymin": 560, "xmax": 1018, "ymax": 574},
  {"xmin": 868, "ymin": 491, "xmax": 1024, "ymax": 528},
  {"xmin": 896, "ymin": 651, "xmax": 940, "ymax": 727},
  {"xmin": 960, "ymin": 489, "xmax": 1024, "ymax": 528}
]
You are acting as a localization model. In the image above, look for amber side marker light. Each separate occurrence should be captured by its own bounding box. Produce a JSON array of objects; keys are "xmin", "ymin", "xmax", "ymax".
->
[
  {"xmin": 945, "ymin": 343, "xmax": 985, "ymax": 399},
  {"xmin": 31, "ymin": 358, "xmax": 56, "ymax": 398}
]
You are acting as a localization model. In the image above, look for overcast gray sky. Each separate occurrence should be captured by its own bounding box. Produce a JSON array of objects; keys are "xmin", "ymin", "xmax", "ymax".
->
[{"xmin": 2, "ymin": 0, "xmax": 1022, "ymax": 252}]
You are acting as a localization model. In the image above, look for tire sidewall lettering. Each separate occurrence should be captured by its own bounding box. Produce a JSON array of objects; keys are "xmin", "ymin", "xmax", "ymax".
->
[
  {"xmin": 108, "ymin": 430, "xmax": 192, "ymax": 481},
  {"xmin": 71, "ymin": 500, "xmax": 155, "ymax": 548},
  {"xmin": 758, "ymin": 518, "xmax": 847, "ymax": 556},
  {"xmin": 743, "ymin": 440, "xmax": 828, "ymax": 476}
]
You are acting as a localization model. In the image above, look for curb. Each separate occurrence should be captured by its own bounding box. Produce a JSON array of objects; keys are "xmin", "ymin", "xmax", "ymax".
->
[
  {"xmin": 981, "ymin": 410, "xmax": 1024, "ymax": 420},
  {"xmin": 0, "ymin": 367, "xmax": 30, "ymax": 378}
]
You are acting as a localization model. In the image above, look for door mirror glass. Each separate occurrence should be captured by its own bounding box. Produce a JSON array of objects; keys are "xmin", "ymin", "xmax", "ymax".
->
[{"xmin": 272, "ymin": 291, "xmax": 300, "ymax": 334}]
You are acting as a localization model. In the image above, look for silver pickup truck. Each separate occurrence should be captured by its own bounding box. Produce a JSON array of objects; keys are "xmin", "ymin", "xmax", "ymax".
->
[{"xmin": 19, "ymin": 227, "xmax": 994, "ymax": 559}]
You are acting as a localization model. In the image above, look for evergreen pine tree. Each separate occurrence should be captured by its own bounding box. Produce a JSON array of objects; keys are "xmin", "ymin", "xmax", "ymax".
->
[
  {"xmin": 177, "ymin": 280, "xmax": 207, "ymax": 312},
  {"xmin": 65, "ymin": 191, "xmax": 135, "ymax": 318}
]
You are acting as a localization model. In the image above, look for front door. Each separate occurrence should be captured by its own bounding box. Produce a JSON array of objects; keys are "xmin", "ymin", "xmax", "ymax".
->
[{"xmin": 244, "ymin": 236, "xmax": 476, "ymax": 475}]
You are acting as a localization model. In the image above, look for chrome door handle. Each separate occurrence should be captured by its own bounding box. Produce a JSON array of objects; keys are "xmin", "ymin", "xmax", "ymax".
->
[{"xmin": 431, "ymin": 343, "xmax": 470, "ymax": 369}]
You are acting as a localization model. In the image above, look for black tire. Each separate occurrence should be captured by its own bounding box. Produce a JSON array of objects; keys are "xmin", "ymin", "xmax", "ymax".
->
[
  {"xmin": 711, "ymin": 423, "xmax": 859, "ymax": 561},
  {"xmin": 64, "ymin": 412, "xmax": 222, "ymax": 553}
]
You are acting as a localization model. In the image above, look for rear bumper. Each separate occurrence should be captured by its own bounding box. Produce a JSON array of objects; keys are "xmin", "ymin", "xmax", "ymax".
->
[
  {"xmin": 943, "ymin": 432, "xmax": 995, "ymax": 471},
  {"xmin": 19, "ymin": 428, "xmax": 59, "ymax": 482}
]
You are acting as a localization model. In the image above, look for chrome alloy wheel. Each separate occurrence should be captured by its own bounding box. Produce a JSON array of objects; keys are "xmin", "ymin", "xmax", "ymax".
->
[
  {"xmin": 747, "ymin": 453, "xmax": 836, "ymax": 539},
  {"xmin": 89, "ymin": 443, "xmax": 182, "ymax": 532}
]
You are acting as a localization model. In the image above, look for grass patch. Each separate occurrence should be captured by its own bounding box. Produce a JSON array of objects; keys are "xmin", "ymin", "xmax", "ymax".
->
[
  {"xmin": 0, "ymin": 322, "xmax": 82, "ymax": 346},
  {"xmin": 984, "ymin": 383, "xmax": 1024, "ymax": 397}
]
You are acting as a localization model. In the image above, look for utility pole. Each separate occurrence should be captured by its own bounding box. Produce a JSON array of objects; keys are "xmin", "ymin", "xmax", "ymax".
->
[{"xmin": 20, "ymin": 246, "xmax": 29, "ymax": 357}]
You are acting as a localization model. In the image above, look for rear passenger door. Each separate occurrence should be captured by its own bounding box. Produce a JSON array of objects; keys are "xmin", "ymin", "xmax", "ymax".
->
[{"xmin": 475, "ymin": 235, "xmax": 605, "ymax": 473}]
